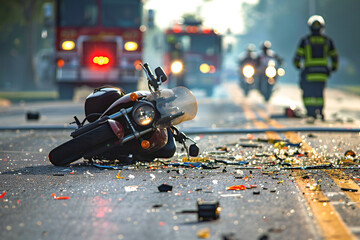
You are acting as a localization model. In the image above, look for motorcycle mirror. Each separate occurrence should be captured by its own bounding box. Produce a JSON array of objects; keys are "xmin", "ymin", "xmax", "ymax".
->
[
  {"xmin": 155, "ymin": 67, "xmax": 167, "ymax": 82},
  {"xmin": 189, "ymin": 144, "xmax": 199, "ymax": 157}
]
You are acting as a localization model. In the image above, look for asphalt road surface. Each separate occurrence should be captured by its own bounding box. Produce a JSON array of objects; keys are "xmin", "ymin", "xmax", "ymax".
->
[{"xmin": 1, "ymin": 82, "xmax": 360, "ymax": 240}]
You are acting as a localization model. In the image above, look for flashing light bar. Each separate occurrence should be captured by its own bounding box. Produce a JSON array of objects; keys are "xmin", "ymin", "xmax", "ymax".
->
[{"xmin": 171, "ymin": 25, "xmax": 215, "ymax": 34}]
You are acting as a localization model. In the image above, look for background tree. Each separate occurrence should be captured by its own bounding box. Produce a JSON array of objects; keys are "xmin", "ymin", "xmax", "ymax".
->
[{"xmin": 0, "ymin": 0, "xmax": 51, "ymax": 89}]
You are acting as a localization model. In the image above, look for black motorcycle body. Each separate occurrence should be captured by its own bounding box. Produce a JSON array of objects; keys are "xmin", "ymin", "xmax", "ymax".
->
[
  {"xmin": 49, "ymin": 63, "xmax": 198, "ymax": 166},
  {"xmin": 239, "ymin": 62, "xmax": 257, "ymax": 96},
  {"xmin": 256, "ymin": 56, "xmax": 282, "ymax": 101}
]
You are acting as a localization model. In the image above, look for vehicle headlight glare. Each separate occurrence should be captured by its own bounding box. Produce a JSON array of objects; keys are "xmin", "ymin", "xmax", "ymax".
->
[
  {"xmin": 62, "ymin": 40, "xmax": 75, "ymax": 50},
  {"xmin": 171, "ymin": 61, "xmax": 183, "ymax": 74},
  {"xmin": 243, "ymin": 65, "xmax": 255, "ymax": 78},
  {"xmin": 265, "ymin": 66, "xmax": 277, "ymax": 78},
  {"xmin": 133, "ymin": 104, "xmax": 155, "ymax": 126}
]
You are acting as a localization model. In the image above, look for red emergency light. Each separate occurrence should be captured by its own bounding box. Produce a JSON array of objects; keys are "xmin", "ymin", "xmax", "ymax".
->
[
  {"xmin": 173, "ymin": 24, "xmax": 182, "ymax": 33},
  {"xmin": 202, "ymin": 28, "xmax": 212, "ymax": 34},
  {"xmin": 92, "ymin": 56, "xmax": 110, "ymax": 66},
  {"xmin": 83, "ymin": 41, "xmax": 117, "ymax": 67}
]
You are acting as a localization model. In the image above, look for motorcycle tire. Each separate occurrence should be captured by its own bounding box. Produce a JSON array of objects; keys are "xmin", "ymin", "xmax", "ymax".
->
[{"xmin": 49, "ymin": 123, "xmax": 118, "ymax": 166}]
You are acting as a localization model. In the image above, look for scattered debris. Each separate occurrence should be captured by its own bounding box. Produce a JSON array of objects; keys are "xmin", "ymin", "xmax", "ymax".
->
[
  {"xmin": 26, "ymin": 111, "xmax": 40, "ymax": 121},
  {"xmin": 197, "ymin": 200, "xmax": 221, "ymax": 221},
  {"xmin": 197, "ymin": 228, "xmax": 210, "ymax": 239},
  {"xmin": 177, "ymin": 200, "xmax": 220, "ymax": 221},
  {"xmin": 53, "ymin": 173, "xmax": 65, "ymax": 176},
  {"xmin": 51, "ymin": 193, "xmax": 69, "ymax": 200},
  {"xmin": 226, "ymin": 185, "xmax": 246, "ymax": 191},
  {"xmin": 116, "ymin": 171, "xmax": 124, "ymax": 179},
  {"xmin": 124, "ymin": 186, "xmax": 138, "ymax": 192},
  {"xmin": 0, "ymin": 191, "xmax": 6, "ymax": 199},
  {"xmin": 340, "ymin": 187, "xmax": 358, "ymax": 192},
  {"xmin": 158, "ymin": 183, "xmax": 173, "ymax": 192}
]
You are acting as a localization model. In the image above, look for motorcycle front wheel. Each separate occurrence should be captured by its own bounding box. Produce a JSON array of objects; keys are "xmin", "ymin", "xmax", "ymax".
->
[{"xmin": 49, "ymin": 123, "xmax": 118, "ymax": 166}]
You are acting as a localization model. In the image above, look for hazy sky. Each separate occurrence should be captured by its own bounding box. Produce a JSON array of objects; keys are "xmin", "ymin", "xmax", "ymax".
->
[{"xmin": 144, "ymin": 0, "xmax": 259, "ymax": 34}]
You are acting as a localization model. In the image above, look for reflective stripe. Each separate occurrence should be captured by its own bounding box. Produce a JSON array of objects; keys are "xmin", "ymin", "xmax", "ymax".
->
[
  {"xmin": 304, "ymin": 36, "xmax": 329, "ymax": 67},
  {"xmin": 296, "ymin": 48, "xmax": 305, "ymax": 56},
  {"xmin": 329, "ymin": 49, "xmax": 338, "ymax": 57},
  {"xmin": 303, "ymin": 97, "xmax": 324, "ymax": 106},
  {"xmin": 310, "ymin": 36, "xmax": 325, "ymax": 44},
  {"xmin": 306, "ymin": 73, "xmax": 328, "ymax": 82}
]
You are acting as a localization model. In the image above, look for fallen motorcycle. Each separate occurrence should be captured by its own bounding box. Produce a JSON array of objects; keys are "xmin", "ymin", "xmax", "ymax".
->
[{"xmin": 49, "ymin": 63, "xmax": 199, "ymax": 166}]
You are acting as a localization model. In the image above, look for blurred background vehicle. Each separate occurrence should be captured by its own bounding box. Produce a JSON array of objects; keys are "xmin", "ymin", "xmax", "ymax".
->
[
  {"xmin": 163, "ymin": 17, "xmax": 223, "ymax": 96},
  {"xmin": 51, "ymin": 0, "xmax": 144, "ymax": 99}
]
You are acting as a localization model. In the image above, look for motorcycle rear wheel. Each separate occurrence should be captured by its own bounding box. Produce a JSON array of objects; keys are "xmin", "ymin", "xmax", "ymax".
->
[{"xmin": 49, "ymin": 123, "xmax": 118, "ymax": 166}]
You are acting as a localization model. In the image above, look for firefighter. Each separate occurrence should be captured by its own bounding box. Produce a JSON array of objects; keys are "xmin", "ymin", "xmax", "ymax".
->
[{"xmin": 293, "ymin": 15, "xmax": 338, "ymax": 122}]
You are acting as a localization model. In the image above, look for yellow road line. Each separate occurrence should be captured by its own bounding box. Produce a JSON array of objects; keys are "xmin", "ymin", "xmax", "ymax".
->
[
  {"xmin": 325, "ymin": 170, "xmax": 360, "ymax": 207},
  {"xmin": 247, "ymin": 105, "xmax": 356, "ymax": 239},
  {"xmin": 295, "ymin": 176, "xmax": 356, "ymax": 240}
]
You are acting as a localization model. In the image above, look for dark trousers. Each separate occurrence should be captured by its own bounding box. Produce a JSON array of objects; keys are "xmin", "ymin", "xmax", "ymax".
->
[{"xmin": 300, "ymin": 71, "xmax": 326, "ymax": 118}]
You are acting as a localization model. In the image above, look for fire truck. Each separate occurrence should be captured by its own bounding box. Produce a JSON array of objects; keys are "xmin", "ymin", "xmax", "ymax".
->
[
  {"xmin": 54, "ymin": 0, "xmax": 143, "ymax": 99},
  {"xmin": 164, "ymin": 21, "xmax": 222, "ymax": 96}
]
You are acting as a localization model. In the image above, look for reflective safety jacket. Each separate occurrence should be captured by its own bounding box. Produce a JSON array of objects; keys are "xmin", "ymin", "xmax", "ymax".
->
[{"xmin": 293, "ymin": 34, "xmax": 338, "ymax": 82}]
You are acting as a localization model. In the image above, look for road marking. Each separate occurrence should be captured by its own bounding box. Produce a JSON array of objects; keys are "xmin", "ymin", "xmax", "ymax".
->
[
  {"xmin": 239, "ymin": 100, "xmax": 356, "ymax": 240},
  {"xmin": 295, "ymin": 176, "xmax": 356, "ymax": 240},
  {"xmin": 325, "ymin": 170, "xmax": 360, "ymax": 209}
]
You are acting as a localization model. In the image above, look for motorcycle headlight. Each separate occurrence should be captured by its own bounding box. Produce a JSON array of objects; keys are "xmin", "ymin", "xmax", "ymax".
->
[
  {"xmin": 132, "ymin": 103, "xmax": 156, "ymax": 126},
  {"xmin": 265, "ymin": 66, "xmax": 277, "ymax": 78},
  {"xmin": 242, "ymin": 65, "xmax": 255, "ymax": 78}
]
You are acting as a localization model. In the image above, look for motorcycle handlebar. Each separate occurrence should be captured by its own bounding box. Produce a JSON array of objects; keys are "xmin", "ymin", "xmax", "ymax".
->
[{"xmin": 141, "ymin": 63, "xmax": 160, "ymax": 91}]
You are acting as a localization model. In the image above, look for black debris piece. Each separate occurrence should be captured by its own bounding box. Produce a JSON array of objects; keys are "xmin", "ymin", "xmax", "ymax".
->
[
  {"xmin": 53, "ymin": 173, "xmax": 65, "ymax": 176},
  {"xmin": 340, "ymin": 187, "xmax": 358, "ymax": 192},
  {"xmin": 152, "ymin": 204, "xmax": 163, "ymax": 208},
  {"xmin": 26, "ymin": 111, "xmax": 40, "ymax": 121},
  {"xmin": 222, "ymin": 232, "xmax": 237, "ymax": 240},
  {"xmin": 197, "ymin": 200, "xmax": 220, "ymax": 221},
  {"xmin": 158, "ymin": 183, "xmax": 173, "ymax": 192}
]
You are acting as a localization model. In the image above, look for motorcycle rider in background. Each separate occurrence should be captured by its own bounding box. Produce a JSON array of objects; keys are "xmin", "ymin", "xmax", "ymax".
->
[
  {"xmin": 256, "ymin": 41, "xmax": 283, "ymax": 101},
  {"xmin": 293, "ymin": 15, "xmax": 338, "ymax": 123},
  {"xmin": 238, "ymin": 44, "xmax": 257, "ymax": 96}
]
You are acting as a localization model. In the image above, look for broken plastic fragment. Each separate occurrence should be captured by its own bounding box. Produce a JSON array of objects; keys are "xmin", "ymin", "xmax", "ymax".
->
[
  {"xmin": 116, "ymin": 171, "xmax": 124, "ymax": 179},
  {"xmin": 0, "ymin": 191, "xmax": 6, "ymax": 199},
  {"xmin": 124, "ymin": 186, "xmax": 138, "ymax": 192},
  {"xmin": 51, "ymin": 193, "xmax": 70, "ymax": 200},
  {"xmin": 344, "ymin": 150, "xmax": 356, "ymax": 158},
  {"xmin": 226, "ymin": 185, "xmax": 246, "ymax": 191},
  {"xmin": 197, "ymin": 228, "xmax": 210, "ymax": 239},
  {"xmin": 158, "ymin": 183, "xmax": 173, "ymax": 192}
]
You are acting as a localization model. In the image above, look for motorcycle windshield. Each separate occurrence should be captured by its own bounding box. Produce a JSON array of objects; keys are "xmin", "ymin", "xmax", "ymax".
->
[{"xmin": 149, "ymin": 87, "xmax": 197, "ymax": 128}]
